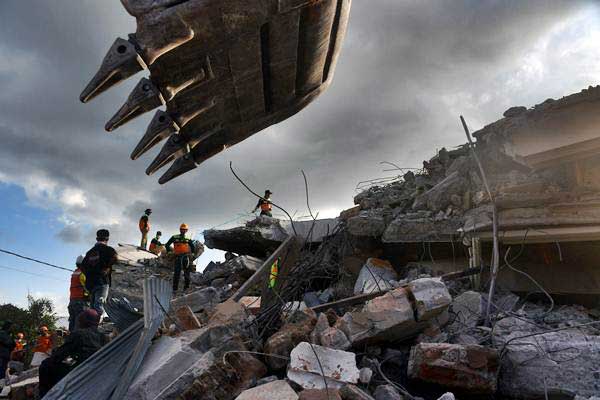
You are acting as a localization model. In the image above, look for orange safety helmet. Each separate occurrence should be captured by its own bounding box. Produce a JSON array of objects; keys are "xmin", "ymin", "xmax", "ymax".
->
[{"xmin": 180, "ymin": 223, "xmax": 189, "ymax": 230}]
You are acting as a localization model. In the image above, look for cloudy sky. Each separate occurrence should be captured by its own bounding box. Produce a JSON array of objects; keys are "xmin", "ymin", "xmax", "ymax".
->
[{"xmin": 1, "ymin": 0, "xmax": 600, "ymax": 316}]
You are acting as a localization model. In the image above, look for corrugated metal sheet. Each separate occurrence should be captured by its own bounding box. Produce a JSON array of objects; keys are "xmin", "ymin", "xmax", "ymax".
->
[
  {"xmin": 105, "ymin": 296, "xmax": 142, "ymax": 332},
  {"xmin": 111, "ymin": 278, "xmax": 171, "ymax": 400},
  {"xmin": 43, "ymin": 278, "xmax": 172, "ymax": 400}
]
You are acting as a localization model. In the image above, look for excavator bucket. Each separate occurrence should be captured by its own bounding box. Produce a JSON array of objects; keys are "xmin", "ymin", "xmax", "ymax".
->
[{"xmin": 81, "ymin": 0, "xmax": 353, "ymax": 183}]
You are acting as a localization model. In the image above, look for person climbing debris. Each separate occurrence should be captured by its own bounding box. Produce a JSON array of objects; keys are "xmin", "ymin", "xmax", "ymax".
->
[
  {"xmin": 38, "ymin": 309, "xmax": 109, "ymax": 397},
  {"xmin": 253, "ymin": 189, "xmax": 273, "ymax": 217},
  {"xmin": 68, "ymin": 255, "xmax": 90, "ymax": 332},
  {"xmin": 149, "ymin": 231, "xmax": 164, "ymax": 255},
  {"xmin": 165, "ymin": 224, "xmax": 196, "ymax": 293},
  {"xmin": 139, "ymin": 208, "xmax": 152, "ymax": 249},
  {"xmin": 30, "ymin": 325, "xmax": 53, "ymax": 367},
  {"xmin": 81, "ymin": 229, "xmax": 117, "ymax": 318},
  {"xmin": 0, "ymin": 321, "xmax": 15, "ymax": 380}
]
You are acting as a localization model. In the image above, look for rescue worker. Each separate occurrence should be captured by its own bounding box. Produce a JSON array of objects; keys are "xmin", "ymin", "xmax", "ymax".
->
[
  {"xmin": 10, "ymin": 333, "xmax": 26, "ymax": 363},
  {"xmin": 81, "ymin": 229, "xmax": 117, "ymax": 318},
  {"xmin": 165, "ymin": 224, "xmax": 196, "ymax": 293},
  {"xmin": 139, "ymin": 208, "xmax": 152, "ymax": 249},
  {"xmin": 149, "ymin": 231, "xmax": 164, "ymax": 255},
  {"xmin": 30, "ymin": 326, "xmax": 53, "ymax": 367},
  {"xmin": 68, "ymin": 255, "xmax": 90, "ymax": 332},
  {"xmin": 38, "ymin": 309, "xmax": 109, "ymax": 397},
  {"xmin": 0, "ymin": 321, "xmax": 15, "ymax": 380},
  {"xmin": 252, "ymin": 190, "xmax": 273, "ymax": 217}
]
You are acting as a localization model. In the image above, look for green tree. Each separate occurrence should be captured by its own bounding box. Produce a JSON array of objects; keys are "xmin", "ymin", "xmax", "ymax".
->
[{"xmin": 0, "ymin": 295, "xmax": 58, "ymax": 353}]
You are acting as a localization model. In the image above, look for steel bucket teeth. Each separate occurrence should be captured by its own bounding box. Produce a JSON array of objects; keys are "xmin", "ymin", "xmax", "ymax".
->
[
  {"xmin": 80, "ymin": 37, "xmax": 145, "ymax": 103},
  {"xmin": 158, "ymin": 153, "xmax": 197, "ymax": 184},
  {"xmin": 131, "ymin": 111, "xmax": 178, "ymax": 160},
  {"xmin": 105, "ymin": 78, "xmax": 164, "ymax": 132}
]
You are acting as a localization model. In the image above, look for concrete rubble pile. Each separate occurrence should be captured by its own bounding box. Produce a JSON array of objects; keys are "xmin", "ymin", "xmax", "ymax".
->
[{"xmin": 4, "ymin": 88, "xmax": 600, "ymax": 400}]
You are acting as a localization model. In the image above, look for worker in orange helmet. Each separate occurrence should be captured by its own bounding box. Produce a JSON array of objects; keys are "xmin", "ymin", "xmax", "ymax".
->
[
  {"xmin": 31, "ymin": 326, "xmax": 53, "ymax": 367},
  {"xmin": 138, "ymin": 208, "xmax": 152, "ymax": 250},
  {"xmin": 165, "ymin": 224, "xmax": 196, "ymax": 293},
  {"xmin": 252, "ymin": 190, "xmax": 273, "ymax": 217}
]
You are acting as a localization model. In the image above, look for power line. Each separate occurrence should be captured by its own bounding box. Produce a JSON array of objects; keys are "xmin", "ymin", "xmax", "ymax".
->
[
  {"xmin": 0, "ymin": 248, "xmax": 73, "ymax": 272},
  {"xmin": 0, "ymin": 265, "xmax": 65, "ymax": 282}
]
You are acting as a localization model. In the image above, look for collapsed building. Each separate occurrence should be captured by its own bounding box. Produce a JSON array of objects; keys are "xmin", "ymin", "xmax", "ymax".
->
[{"xmin": 3, "ymin": 87, "xmax": 600, "ymax": 400}]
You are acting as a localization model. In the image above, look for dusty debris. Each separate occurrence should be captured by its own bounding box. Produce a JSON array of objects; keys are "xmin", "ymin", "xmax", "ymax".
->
[
  {"xmin": 298, "ymin": 389, "xmax": 342, "ymax": 400},
  {"xmin": 264, "ymin": 309, "xmax": 317, "ymax": 370},
  {"xmin": 373, "ymin": 384, "xmax": 403, "ymax": 400},
  {"xmin": 407, "ymin": 343, "xmax": 499, "ymax": 394},
  {"xmin": 353, "ymin": 258, "xmax": 398, "ymax": 295},
  {"xmin": 338, "ymin": 384, "xmax": 375, "ymax": 400},
  {"xmin": 235, "ymin": 380, "xmax": 299, "ymax": 400},
  {"xmin": 287, "ymin": 342, "xmax": 360, "ymax": 390}
]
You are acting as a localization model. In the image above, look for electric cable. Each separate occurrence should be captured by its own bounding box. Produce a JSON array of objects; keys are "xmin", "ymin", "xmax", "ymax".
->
[
  {"xmin": 0, "ymin": 264, "xmax": 65, "ymax": 282},
  {"xmin": 0, "ymin": 248, "xmax": 73, "ymax": 272}
]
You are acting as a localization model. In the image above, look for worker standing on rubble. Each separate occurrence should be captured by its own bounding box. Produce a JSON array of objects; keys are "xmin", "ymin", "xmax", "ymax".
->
[
  {"xmin": 68, "ymin": 255, "xmax": 90, "ymax": 332},
  {"xmin": 0, "ymin": 321, "xmax": 15, "ymax": 380},
  {"xmin": 252, "ymin": 189, "xmax": 273, "ymax": 217},
  {"xmin": 30, "ymin": 326, "xmax": 53, "ymax": 367},
  {"xmin": 139, "ymin": 208, "xmax": 152, "ymax": 249},
  {"xmin": 165, "ymin": 224, "xmax": 196, "ymax": 293},
  {"xmin": 149, "ymin": 231, "xmax": 164, "ymax": 255},
  {"xmin": 81, "ymin": 229, "xmax": 118, "ymax": 318},
  {"xmin": 38, "ymin": 309, "xmax": 109, "ymax": 397}
]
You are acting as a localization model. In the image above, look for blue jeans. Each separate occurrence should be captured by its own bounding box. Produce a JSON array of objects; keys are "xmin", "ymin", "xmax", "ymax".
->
[{"xmin": 90, "ymin": 285, "xmax": 110, "ymax": 317}]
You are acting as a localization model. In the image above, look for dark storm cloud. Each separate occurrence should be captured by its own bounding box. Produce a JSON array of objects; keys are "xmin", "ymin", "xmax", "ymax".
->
[
  {"xmin": 0, "ymin": 0, "xmax": 598, "ymax": 246},
  {"xmin": 56, "ymin": 224, "xmax": 84, "ymax": 244}
]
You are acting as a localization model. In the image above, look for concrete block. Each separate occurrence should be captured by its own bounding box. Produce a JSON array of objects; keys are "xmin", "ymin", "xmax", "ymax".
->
[
  {"xmin": 407, "ymin": 278, "xmax": 452, "ymax": 321},
  {"xmin": 235, "ymin": 380, "xmax": 298, "ymax": 400},
  {"xmin": 288, "ymin": 342, "xmax": 360, "ymax": 390}
]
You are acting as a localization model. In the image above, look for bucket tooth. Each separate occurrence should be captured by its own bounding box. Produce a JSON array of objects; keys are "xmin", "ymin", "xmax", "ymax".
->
[
  {"xmin": 80, "ymin": 37, "xmax": 146, "ymax": 103},
  {"xmin": 145, "ymin": 134, "xmax": 189, "ymax": 175},
  {"xmin": 158, "ymin": 153, "xmax": 197, "ymax": 184},
  {"xmin": 131, "ymin": 111, "xmax": 178, "ymax": 160},
  {"xmin": 105, "ymin": 78, "xmax": 164, "ymax": 132}
]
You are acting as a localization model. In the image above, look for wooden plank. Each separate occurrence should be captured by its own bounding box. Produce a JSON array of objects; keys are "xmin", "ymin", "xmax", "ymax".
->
[{"xmin": 232, "ymin": 235, "xmax": 295, "ymax": 301}]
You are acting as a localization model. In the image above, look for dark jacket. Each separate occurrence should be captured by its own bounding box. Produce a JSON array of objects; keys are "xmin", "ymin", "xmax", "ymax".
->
[
  {"xmin": 82, "ymin": 243, "xmax": 117, "ymax": 290},
  {"xmin": 48, "ymin": 328, "xmax": 108, "ymax": 367},
  {"xmin": 0, "ymin": 330, "xmax": 15, "ymax": 360}
]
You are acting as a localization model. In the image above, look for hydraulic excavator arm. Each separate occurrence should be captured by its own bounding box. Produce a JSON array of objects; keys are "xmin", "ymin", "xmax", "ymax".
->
[{"xmin": 81, "ymin": 0, "xmax": 352, "ymax": 184}]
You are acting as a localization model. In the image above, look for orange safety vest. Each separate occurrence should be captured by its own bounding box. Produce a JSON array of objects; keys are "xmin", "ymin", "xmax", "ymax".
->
[
  {"xmin": 14, "ymin": 340, "xmax": 25, "ymax": 351},
  {"xmin": 33, "ymin": 335, "xmax": 52, "ymax": 354},
  {"xmin": 70, "ymin": 269, "xmax": 87, "ymax": 300},
  {"xmin": 139, "ymin": 216, "xmax": 150, "ymax": 233},
  {"xmin": 260, "ymin": 201, "xmax": 272, "ymax": 212},
  {"xmin": 149, "ymin": 242, "xmax": 157, "ymax": 253}
]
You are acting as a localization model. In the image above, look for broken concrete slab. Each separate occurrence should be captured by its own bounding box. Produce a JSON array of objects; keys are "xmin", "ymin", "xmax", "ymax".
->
[
  {"xmin": 347, "ymin": 210, "xmax": 389, "ymax": 237},
  {"xmin": 235, "ymin": 380, "xmax": 299, "ymax": 400},
  {"xmin": 264, "ymin": 309, "xmax": 317, "ymax": 370},
  {"xmin": 412, "ymin": 172, "xmax": 468, "ymax": 212},
  {"xmin": 287, "ymin": 342, "xmax": 360, "ymax": 390},
  {"xmin": 373, "ymin": 385, "xmax": 403, "ymax": 400},
  {"xmin": 336, "ymin": 287, "xmax": 420, "ymax": 345},
  {"xmin": 126, "ymin": 329, "xmax": 208, "ymax": 400},
  {"xmin": 382, "ymin": 216, "xmax": 463, "ymax": 243},
  {"xmin": 204, "ymin": 217, "xmax": 338, "ymax": 257},
  {"xmin": 171, "ymin": 286, "xmax": 221, "ymax": 313},
  {"xmin": 239, "ymin": 296, "xmax": 261, "ymax": 315},
  {"xmin": 299, "ymin": 389, "xmax": 342, "ymax": 400},
  {"xmin": 493, "ymin": 316, "xmax": 600, "ymax": 398},
  {"xmin": 320, "ymin": 327, "xmax": 351, "ymax": 351},
  {"xmin": 407, "ymin": 343, "xmax": 499, "ymax": 394},
  {"xmin": 446, "ymin": 291, "xmax": 483, "ymax": 335},
  {"xmin": 175, "ymin": 305, "xmax": 202, "ymax": 331},
  {"xmin": 407, "ymin": 278, "xmax": 452, "ymax": 321},
  {"xmin": 353, "ymin": 258, "xmax": 398, "ymax": 295},
  {"xmin": 339, "ymin": 384, "xmax": 375, "ymax": 400}
]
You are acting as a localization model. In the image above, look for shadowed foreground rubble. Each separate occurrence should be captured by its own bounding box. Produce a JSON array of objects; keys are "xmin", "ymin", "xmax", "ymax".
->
[{"xmin": 3, "ymin": 87, "xmax": 600, "ymax": 400}]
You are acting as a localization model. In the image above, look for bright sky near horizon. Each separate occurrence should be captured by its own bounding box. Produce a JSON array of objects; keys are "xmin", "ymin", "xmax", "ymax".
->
[{"xmin": 1, "ymin": 1, "xmax": 600, "ymax": 316}]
